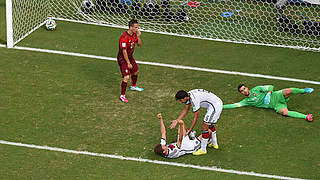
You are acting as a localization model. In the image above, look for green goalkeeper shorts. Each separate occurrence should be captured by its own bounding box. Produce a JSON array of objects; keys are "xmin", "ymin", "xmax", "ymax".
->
[{"xmin": 271, "ymin": 90, "xmax": 290, "ymax": 113}]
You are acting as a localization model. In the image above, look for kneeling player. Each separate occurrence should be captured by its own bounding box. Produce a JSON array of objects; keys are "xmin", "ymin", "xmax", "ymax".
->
[{"xmin": 154, "ymin": 113, "xmax": 210, "ymax": 158}]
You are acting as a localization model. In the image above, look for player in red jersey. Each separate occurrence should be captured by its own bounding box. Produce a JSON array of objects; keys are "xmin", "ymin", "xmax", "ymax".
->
[{"xmin": 118, "ymin": 19, "xmax": 143, "ymax": 103}]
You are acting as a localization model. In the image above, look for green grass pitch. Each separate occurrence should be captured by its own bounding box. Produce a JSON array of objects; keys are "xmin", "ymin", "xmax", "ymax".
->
[{"xmin": 1, "ymin": 1, "xmax": 320, "ymax": 179}]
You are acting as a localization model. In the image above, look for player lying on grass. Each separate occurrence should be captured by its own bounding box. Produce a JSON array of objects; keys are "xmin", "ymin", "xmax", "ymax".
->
[
  {"xmin": 154, "ymin": 113, "xmax": 212, "ymax": 158},
  {"xmin": 223, "ymin": 84, "xmax": 314, "ymax": 122},
  {"xmin": 172, "ymin": 89, "xmax": 222, "ymax": 156}
]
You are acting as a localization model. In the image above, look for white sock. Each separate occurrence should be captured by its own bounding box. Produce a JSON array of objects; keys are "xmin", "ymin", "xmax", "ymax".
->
[
  {"xmin": 201, "ymin": 138, "xmax": 209, "ymax": 152},
  {"xmin": 211, "ymin": 131, "xmax": 218, "ymax": 146}
]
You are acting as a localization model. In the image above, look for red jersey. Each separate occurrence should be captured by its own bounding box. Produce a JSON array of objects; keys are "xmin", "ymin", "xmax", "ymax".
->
[{"xmin": 117, "ymin": 31, "xmax": 138, "ymax": 63}]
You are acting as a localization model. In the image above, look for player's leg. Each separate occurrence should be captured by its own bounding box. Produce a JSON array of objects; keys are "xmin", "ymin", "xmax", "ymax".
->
[
  {"xmin": 131, "ymin": 69, "xmax": 139, "ymax": 86},
  {"xmin": 120, "ymin": 75, "xmax": 130, "ymax": 102},
  {"xmin": 193, "ymin": 122, "xmax": 209, "ymax": 155},
  {"xmin": 175, "ymin": 120, "xmax": 185, "ymax": 148},
  {"xmin": 180, "ymin": 132, "xmax": 201, "ymax": 154},
  {"xmin": 208, "ymin": 124, "xmax": 218, "ymax": 149},
  {"xmin": 179, "ymin": 120, "xmax": 201, "ymax": 153},
  {"xmin": 129, "ymin": 58, "xmax": 144, "ymax": 92},
  {"xmin": 119, "ymin": 62, "xmax": 131, "ymax": 102},
  {"xmin": 279, "ymin": 89, "xmax": 313, "ymax": 122},
  {"xmin": 176, "ymin": 120, "xmax": 187, "ymax": 141},
  {"xmin": 193, "ymin": 106, "xmax": 219, "ymax": 155},
  {"xmin": 177, "ymin": 119, "xmax": 196, "ymax": 140},
  {"xmin": 206, "ymin": 104, "xmax": 222, "ymax": 149},
  {"xmin": 277, "ymin": 107, "xmax": 312, "ymax": 122},
  {"xmin": 180, "ymin": 120, "xmax": 188, "ymax": 137},
  {"xmin": 282, "ymin": 88, "xmax": 314, "ymax": 98}
]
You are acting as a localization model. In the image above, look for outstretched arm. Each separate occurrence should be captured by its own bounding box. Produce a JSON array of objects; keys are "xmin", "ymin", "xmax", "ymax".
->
[
  {"xmin": 223, "ymin": 101, "xmax": 247, "ymax": 109},
  {"xmin": 170, "ymin": 104, "xmax": 190, "ymax": 129},
  {"xmin": 186, "ymin": 110, "xmax": 200, "ymax": 135},
  {"xmin": 177, "ymin": 104, "xmax": 190, "ymax": 120},
  {"xmin": 157, "ymin": 113, "xmax": 166, "ymax": 140}
]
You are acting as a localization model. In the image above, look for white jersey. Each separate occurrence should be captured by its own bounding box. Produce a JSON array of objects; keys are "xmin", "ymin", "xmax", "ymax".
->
[
  {"xmin": 165, "ymin": 136, "xmax": 200, "ymax": 159},
  {"xmin": 186, "ymin": 89, "xmax": 223, "ymax": 112},
  {"xmin": 186, "ymin": 89, "xmax": 223, "ymax": 124}
]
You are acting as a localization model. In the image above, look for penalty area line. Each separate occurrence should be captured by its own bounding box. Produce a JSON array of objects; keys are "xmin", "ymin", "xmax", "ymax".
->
[
  {"xmin": 2, "ymin": 45, "xmax": 320, "ymax": 85},
  {"xmin": 0, "ymin": 140, "xmax": 306, "ymax": 180}
]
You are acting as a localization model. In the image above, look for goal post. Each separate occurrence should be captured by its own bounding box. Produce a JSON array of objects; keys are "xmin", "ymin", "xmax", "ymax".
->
[
  {"xmin": 6, "ymin": 0, "xmax": 320, "ymax": 51},
  {"xmin": 6, "ymin": 0, "xmax": 13, "ymax": 48},
  {"xmin": 6, "ymin": 0, "xmax": 49, "ymax": 48}
]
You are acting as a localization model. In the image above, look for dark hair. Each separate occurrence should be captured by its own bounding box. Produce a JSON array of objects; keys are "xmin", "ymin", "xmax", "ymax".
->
[
  {"xmin": 175, "ymin": 90, "xmax": 188, "ymax": 100},
  {"xmin": 154, "ymin": 144, "xmax": 165, "ymax": 156},
  {"xmin": 129, "ymin": 19, "xmax": 138, "ymax": 28},
  {"xmin": 238, "ymin": 84, "xmax": 245, "ymax": 92}
]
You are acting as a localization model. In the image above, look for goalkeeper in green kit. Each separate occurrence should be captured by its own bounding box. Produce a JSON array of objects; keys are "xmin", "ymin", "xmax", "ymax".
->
[{"xmin": 223, "ymin": 84, "xmax": 314, "ymax": 122}]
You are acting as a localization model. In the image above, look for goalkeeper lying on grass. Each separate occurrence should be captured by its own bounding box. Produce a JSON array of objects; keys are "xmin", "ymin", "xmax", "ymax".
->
[{"xmin": 223, "ymin": 84, "xmax": 314, "ymax": 122}]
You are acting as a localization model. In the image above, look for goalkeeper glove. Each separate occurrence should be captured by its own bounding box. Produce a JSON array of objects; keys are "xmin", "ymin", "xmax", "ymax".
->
[{"xmin": 264, "ymin": 91, "xmax": 272, "ymax": 105}]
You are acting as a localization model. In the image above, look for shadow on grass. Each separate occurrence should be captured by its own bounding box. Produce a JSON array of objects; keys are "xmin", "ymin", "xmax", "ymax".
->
[{"xmin": 0, "ymin": 39, "xmax": 6, "ymax": 45}]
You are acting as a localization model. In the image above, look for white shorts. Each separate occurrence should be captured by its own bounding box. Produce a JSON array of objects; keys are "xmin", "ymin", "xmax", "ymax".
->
[
  {"xmin": 203, "ymin": 103, "xmax": 222, "ymax": 124},
  {"xmin": 180, "ymin": 135, "xmax": 201, "ymax": 152}
]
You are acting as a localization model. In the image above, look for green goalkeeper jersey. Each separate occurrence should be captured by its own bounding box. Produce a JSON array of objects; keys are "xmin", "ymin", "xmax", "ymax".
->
[{"xmin": 223, "ymin": 85, "xmax": 274, "ymax": 109}]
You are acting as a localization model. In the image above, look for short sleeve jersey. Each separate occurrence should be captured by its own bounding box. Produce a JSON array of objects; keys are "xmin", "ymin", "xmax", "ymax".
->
[
  {"xmin": 186, "ymin": 89, "xmax": 223, "ymax": 112},
  {"xmin": 164, "ymin": 138, "xmax": 200, "ymax": 159},
  {"xmin": 238, "ymin": 86, "xmax": 272, "ymax": 108},
  {"xmin": 117, "ymin": 31, "xmax": 138, "ymax": 63},
  {"xmin": 165, "ymin": 143, "xmax": 186, "ymax": 159}
]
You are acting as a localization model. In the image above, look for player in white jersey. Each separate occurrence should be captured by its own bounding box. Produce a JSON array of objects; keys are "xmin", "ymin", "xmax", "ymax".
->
[
  {"xmin": 171, "ymin": 89, "xmax": 223, "ymax": 156},
  {"xmin": 154, "ymin": 113, "xmax": 211, "ymax": 158}
]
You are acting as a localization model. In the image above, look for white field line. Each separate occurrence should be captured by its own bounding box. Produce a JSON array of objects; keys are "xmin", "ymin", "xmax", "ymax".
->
[
  {"xmin": 13, "ymin": 45, "xmax": 320, "ymax": 85},
  {"xmin": 0, "ymin": 140, "xmax": 306, "ymax": 180},
  {"xmin": 0, "ymin": 44, "xmax": 319, "ymax": 85}
]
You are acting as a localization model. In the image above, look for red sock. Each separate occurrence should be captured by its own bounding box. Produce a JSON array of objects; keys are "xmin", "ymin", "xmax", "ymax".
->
[
  {"xmin": 201, "ymin": 130, "xmax": 210, "ymax": 139},
  {"xmin": 209, "ymin": 125, "xmax": 216, "ymax": 133},
  {"xmin": 131, "ymin": 75, "xmax": 138, "ymax": 86},
  {"xmin": 121, "ymin": 81, "xmax": 128, "ymax": 95}
]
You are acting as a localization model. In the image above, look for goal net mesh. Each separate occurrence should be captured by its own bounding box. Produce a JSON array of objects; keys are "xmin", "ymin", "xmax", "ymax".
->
[
  {"xmin": 10, "ymin": 0, "xmax": 320, "ymax": 51},
  {"xmin": 10, "ymin": 0, "xmax": 48, "ymax": 45}
]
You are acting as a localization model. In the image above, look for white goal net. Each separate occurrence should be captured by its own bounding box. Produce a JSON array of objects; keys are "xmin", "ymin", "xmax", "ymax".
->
[
  {"xmin": 6, "ymin": 0, "xmax": 49, "ymax": 47},
  {"xmin": 6, "ymin": 0, "xmax": 320, "ymax": 51}
]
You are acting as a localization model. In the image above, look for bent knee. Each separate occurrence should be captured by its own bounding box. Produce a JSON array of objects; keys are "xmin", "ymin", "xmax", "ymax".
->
[
  {"xmin": 282, "ymin": 88, "xmax": 292, "ymax": 97},
  {"xmin": 123, "ymin": 75, "xmax": 130, "ymax": 82},
  {"xmin": 279, "ymin": 108, "xmax": 288, "ymax": 116},
  {"xmin": 177, "ymin": 119, "xmax": 184, "ymax": 125}
]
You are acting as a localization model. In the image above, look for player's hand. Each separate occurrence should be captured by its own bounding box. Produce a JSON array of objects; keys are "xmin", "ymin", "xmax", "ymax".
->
[
  {"xmin": 157, "ymin": 113, "xmax": 162, "ymax": 119},
  {"xmin": 136, "ymin": 29, "xmax": 141, "ymax": 37},
  {"xmin": 128, "ymin": 63, "xmax": 133, "ymax": 69},
  {"xmin": 170, "ymin": 120, "xmax": 178, "ymax": 129}
]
